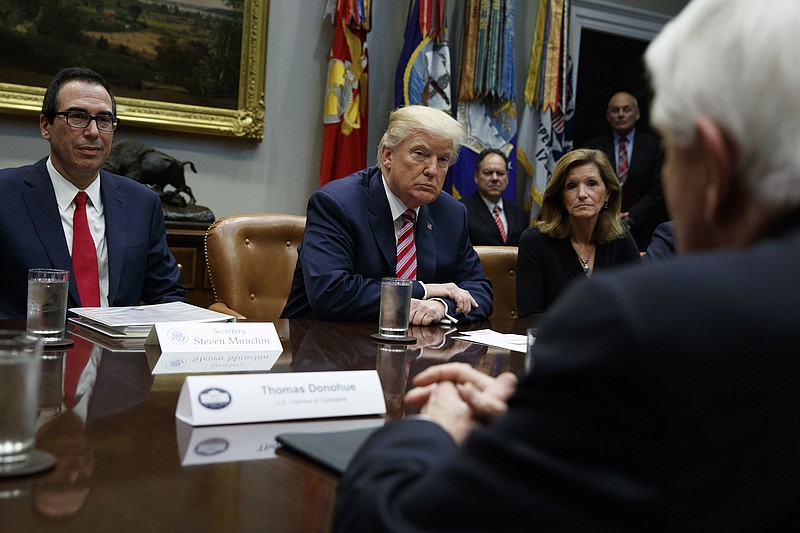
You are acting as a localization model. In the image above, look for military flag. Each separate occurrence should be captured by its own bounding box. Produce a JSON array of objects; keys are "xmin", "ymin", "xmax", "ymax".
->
[
  {"xmin": 517, "ymin": 0, "xmax": 575, "ymax": 222},
  {"xmin": 320, "ymin": 0, "xmax": 372, "ymax": 186},
  {"xmin": 447, "ymin": 0, "xmax": 517, "ymax": 201},
  {"xmin": 395, "ymin": 0, "xmax": 451, "ymax": 112}
]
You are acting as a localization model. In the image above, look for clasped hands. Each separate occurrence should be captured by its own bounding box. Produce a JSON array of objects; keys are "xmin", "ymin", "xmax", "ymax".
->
[
  {"xmin": 404, "ymin": 362, "xmax": 518, "ymax": 444},
  {"xmin": 409, "ymin": 283, "xmax": 478, "ymax": 326}
]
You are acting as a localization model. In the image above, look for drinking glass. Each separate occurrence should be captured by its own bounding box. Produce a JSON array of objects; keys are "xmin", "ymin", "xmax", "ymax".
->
[
  {"xmin": 26, "ymin": 269, "xmax": 70, "ymax": 344},
  {"xmin": 377, "ymin": 278, "xmax": 412, "ymax": 339}
]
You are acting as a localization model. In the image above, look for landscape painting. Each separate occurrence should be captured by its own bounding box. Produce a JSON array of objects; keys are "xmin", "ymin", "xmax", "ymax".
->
[{"xmin": 0, "ymin": 0, "xmax": 268, "ymax": 140}]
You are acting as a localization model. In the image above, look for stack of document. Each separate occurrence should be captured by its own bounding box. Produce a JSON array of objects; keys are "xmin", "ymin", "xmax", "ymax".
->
[{"xmin": 69, "ymin": 301, "xmax": 235, "ymax": 338}]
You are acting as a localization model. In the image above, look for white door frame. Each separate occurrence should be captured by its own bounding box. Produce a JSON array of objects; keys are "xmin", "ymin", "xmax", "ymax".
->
[{"xmin": 569, "ymin": 0, "xmax": 671, "ymax": 109}]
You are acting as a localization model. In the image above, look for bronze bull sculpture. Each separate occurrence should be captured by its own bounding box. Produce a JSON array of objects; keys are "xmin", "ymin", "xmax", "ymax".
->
[{"xmin": 103, "ymin": 140, "xmax": 197, "ymax": 207}]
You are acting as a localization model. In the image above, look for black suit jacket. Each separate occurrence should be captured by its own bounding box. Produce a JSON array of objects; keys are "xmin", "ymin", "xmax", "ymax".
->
[
  {"xmin": 584, "ymin": 130, "xmax": 667, "ymax": 249},
  {"xmin": 334, "ymin": 214, "xmax": 800, "ymax": 531},
  {"xmin": 0, "ymin": 158, "xmax": 185, "ymax": 318},
  {"xmin": 461, "ymin": 192, "xmax": 528, "ymax": 246},
  {"xmin": 281, "ymin": 167, "xmax": 493, "ymax": 322}
]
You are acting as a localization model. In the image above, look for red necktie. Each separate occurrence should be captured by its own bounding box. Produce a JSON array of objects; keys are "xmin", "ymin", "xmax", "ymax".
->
[
  {"xmin": 64, "ymin": 336, "xmax": 92, "ymax": 409},
  {"xmin": 493, "ymin": 205, "xmax": 507, "ymax": 243},
  {"xmin": 617, "ymin": 137, "xmax": 629, "ymax": 185},
  {"xmin": 72, "ymin": 192, "xmax": 100, "ymax": 307},
  {"xmin": 396, "ymin": 209, "xmax": 417, "ymax": 280}
]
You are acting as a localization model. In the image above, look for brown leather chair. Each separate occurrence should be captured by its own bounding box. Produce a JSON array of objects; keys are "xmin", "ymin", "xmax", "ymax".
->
[
  {"xmin": 205, "ymin": 214, "xmax": 305, "ymax": 321},
  {"xmin": 474, "ymin": 245, "xmax": 519, "ymax": 319}
]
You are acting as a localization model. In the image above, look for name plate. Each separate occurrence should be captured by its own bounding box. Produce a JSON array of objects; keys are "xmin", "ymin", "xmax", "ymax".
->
[
  {"xmin": 175, "ymin": 370, "xmax": 387, "ymax": 426},
  {"xmin": 150, "ymin": 322, "xmax": 282, "ymax": 374}
]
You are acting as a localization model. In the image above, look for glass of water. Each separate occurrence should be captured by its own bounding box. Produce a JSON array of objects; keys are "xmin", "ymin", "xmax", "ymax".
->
[
  {"xmin": 26, "ymin": 269, "xmax": 70, "ymax": 344},
  {"xmin": 377, "ymin": 278, "xmax": 413, "ymax": 339}
]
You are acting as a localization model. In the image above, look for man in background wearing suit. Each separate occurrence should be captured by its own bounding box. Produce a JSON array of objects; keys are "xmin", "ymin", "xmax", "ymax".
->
[
  {"xmin": 282, "ymin": 105, "xmax": 492, "ymax": 325},
  {"xmin": 0, "ymin": 67, "xmax": 185, "ymax": 319},
  {"xmin": 460, "ymin": 148, "xmax": 528, "ymax": 246},
  {"xmin": 585, "ymin": 91, "xmax": 667, "ymax": 250},
  {"xmin": 334, "ymin": 0, "xmax": 800, "ymax": 529}
]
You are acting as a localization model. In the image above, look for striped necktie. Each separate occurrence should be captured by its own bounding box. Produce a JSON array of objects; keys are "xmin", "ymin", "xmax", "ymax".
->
[
  {"xmin": 396, "ymin": 209, "xmax": 417, "ymax": 280},
  {"xmin": 493, "ymin": 205, "xmax": 507, "ymax": 243},
  {"xmin": 617, "ymin": 137, "xmax": 629, "ymax": 185}
]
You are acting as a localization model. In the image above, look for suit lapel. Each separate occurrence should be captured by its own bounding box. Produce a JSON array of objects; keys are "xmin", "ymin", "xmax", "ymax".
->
[
  {"xmin": 367, "ymin": 171, "xmax": 397, "ymax": 272},
  {"xmin": 629, "ymin": 132, "xmax": 643, "ymax": 175},
  {"xmin": 100, "ymin": 172, "xmax": 127, "ymax": 305},
  {"xmin": 20, "ymin": 165, "xmax": 80, "ymax": 304},
  {"xmin": 473, "ymin": 198, "xmax": 503, "ymax": 241},
  {"xmin": 504, "ymin": 202, "xmax": 520, "ymax": 236},
  {"xmin": 415, "ymin": 204, "xmax": 436, "ymax": 281}
]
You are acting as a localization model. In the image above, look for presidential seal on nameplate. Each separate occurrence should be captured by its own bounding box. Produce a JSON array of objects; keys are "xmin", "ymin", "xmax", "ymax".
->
[
  {"xmin": 149, "ymin": 322, "xmax": 282, "ymax": 374},
  {"xmin": 174, "ymin": 371, "xmax": 387, "ymax": 426}
]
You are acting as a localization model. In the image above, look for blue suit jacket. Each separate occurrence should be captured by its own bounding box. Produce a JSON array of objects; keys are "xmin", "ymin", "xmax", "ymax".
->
[
  {"xmin": 0, "ymin": 158, "xmax": 185, "ymax": 319},
  {"xmin": 281, "ymin": 167, "xmax": 492, "ymax": 321}
]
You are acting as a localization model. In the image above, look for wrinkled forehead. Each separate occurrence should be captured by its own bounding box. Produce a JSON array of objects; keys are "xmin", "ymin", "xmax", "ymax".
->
[
  {"xmin": 57, "ymin": 81, "xmax": 112, "ymax": 110},
  {"xmin": 608, "ymin": 94, "xmax": 636, "ymax": 109},
  {"xmin": 479, "ymin": 153, "xmax": 508, "ymax": 170},
  {"xmin": 404, "ymin": 132, "xmax": 455, "ymax": 157}
]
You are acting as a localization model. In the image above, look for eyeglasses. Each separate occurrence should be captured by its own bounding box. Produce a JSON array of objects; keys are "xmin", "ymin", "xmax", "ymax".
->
[{"xmin": 55, "ymin": 111, "xmax": 119, "ymax": 132}]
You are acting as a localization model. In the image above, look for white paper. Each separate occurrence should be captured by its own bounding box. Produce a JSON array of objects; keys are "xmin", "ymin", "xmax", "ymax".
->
[
  {"xmin": 70, "ymin": 301, "xmax": 234, "ymax": 329},
  {"xmin": 175, "ymin": 416, "xmax": 385, "ymax": 466},
  {"xmin": 454, "ymin": 329, "xmax": 529, "ymax": 353},
  {"xmin": 151, "ymin": 322, "xmax": 282, "ymax": 374},
  {"xmin": 175, "ymin": 370, "xmax": 387, "ymax": 426}
]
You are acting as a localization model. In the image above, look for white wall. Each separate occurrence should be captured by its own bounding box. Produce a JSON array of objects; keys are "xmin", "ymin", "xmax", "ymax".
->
[{"xmin": 0, "ymin": 0, "xmax": 687, "ymax": 219}]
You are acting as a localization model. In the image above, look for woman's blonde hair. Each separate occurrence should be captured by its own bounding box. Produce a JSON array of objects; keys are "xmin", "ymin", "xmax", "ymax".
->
[{"xmin": 536, "ymin": 149, "xmax": 626, "ymax": 243}]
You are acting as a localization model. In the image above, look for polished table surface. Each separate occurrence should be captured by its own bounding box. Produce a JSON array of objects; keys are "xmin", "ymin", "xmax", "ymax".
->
[{"xmin": 0, "ymin": 318, "xmax": 536, "ymax": 532}]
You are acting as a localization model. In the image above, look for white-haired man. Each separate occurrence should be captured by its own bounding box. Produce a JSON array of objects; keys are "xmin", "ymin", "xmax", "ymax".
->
[{"xmin": 334, "ymin": 0, "xmax": 800, "ymax": 529}]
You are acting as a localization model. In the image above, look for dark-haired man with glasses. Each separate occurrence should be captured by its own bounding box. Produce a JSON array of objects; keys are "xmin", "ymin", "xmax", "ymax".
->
[{"xmin": 0, "ymin": 66, "xmax": 185, "ymax": 318}]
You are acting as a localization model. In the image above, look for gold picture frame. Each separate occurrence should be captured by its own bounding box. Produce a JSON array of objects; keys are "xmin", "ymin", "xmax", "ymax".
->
[{"xmin": 0, "ymin": 0, "xmax": 269, "ymax": 141}]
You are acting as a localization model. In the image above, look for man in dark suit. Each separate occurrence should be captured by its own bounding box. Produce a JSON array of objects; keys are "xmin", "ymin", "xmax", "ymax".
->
[
  {"xmin": 0, "ymin": 67, "xmax": 184, "ymax": 319},
  {"xmin": 282, "ymin": 105, "xmax": 492, "ymax": 324},
  {"xmin": 333, "ymin": 0, "xmax": 800, "ymax": 529},
  {"xmin": 460, "ymin": 148, "xmax": 528, "ymax": 246},
  {"xmin": 585, "ymin": 91, "xmax": 667, "ymax": 250},
  {"xmin": 643, "ymin": 220, "xmax": 676, "ymax": 261}
]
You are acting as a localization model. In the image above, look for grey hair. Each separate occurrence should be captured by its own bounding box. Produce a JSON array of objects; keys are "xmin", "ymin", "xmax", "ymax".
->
[{"xmin": 645, "ymin": 0, "xmax": 800, "ymax": 205}]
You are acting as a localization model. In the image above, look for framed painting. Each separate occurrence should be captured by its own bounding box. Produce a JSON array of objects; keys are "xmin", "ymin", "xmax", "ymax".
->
[{"xmin": 0, "ymin": 0, "xmax": 269, "ymax": 141}]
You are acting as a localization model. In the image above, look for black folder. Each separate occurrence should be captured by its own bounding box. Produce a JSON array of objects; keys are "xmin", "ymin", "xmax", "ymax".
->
[{"xmin": 276, "ymin": 427, "xmax": 380, "ymax": 475}]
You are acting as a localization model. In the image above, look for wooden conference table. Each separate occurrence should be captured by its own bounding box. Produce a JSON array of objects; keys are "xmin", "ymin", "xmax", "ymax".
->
[{"xmin": 0, "ymin": 317, "xmax": 536, "ymax": 532}]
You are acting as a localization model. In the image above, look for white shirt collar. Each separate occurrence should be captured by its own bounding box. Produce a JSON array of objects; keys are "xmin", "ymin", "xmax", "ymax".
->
[
  {"xmin": 47, "ymin": 157, "xmax": 102, "ymax": 214},
  {"xmin": 479, "ymin": 194, "xmax": 504, "ymax": 212},
  {"xmin": 614, "ymin": 128, "xmax": 635, "ymax": 144},
  {"xmin": 381, "ymin": 173, "xmax": 419, "ymax": 222}
]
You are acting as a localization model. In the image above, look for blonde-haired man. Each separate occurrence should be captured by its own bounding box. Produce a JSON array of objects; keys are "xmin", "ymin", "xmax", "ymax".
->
[{"xmin": 282, "ymin": 106, "xmax": 492, "ymax": 324}]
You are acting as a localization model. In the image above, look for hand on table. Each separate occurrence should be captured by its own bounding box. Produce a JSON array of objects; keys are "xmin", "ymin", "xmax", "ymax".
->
[
  {"xmin": 424, "ymin": 283, "xmax": 478, "ymax": 314},
  {"xmin": 409, "ymin": 299, "xmax": 447, "ymax": 325}
]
